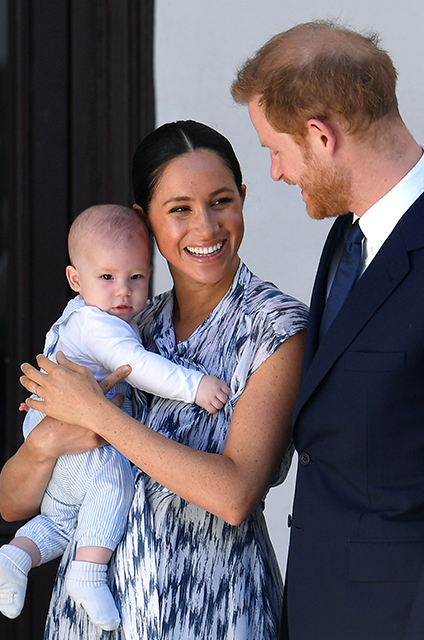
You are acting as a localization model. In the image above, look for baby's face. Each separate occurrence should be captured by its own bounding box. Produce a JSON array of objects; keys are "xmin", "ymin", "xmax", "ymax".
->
[{"xmin": 71, "ymin": 234, "xmax": 152, "ymax": 323}]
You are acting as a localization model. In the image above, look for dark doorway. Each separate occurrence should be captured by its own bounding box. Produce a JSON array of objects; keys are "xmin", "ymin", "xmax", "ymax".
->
[{"xmin": 0, "ymin": 2, "xmax": 155, "ymax": 637}]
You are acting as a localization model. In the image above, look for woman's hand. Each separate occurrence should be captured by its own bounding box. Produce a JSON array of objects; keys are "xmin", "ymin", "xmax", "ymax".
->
[
  {"xmin": 0, "ymin": 355, "xmax": 131, "ymax": 522},
  {"xmin": 20, "ymin": 352, "xmax": 131, "ymax": 430}
]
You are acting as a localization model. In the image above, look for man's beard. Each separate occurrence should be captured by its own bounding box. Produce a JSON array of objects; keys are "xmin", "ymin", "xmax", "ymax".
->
[{"xmin": 297, "ymin": 154, "xmax": 353, "ymax": 220}]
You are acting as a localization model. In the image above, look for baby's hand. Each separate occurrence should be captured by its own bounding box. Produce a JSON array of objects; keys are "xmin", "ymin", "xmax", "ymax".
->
[
  {"xmin": 18, "ymin": 402, "xmax": 30, "ymax": 412},
  {"xmin": 195, "ymin": 375, "xmax": 230, "ymax": 414}
]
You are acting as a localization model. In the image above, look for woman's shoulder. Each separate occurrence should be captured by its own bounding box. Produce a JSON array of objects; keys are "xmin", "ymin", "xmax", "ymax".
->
[
  {"xmin": 242, "ymin": 264, "xmax": 309, "ymax": 320},
  {"xmin": 136, "ymin": 289, "xmax": 173, "ymax": 322},
  {"xmin": 134, "ymin": 289, "xmax": 174, "ymax": 346}
]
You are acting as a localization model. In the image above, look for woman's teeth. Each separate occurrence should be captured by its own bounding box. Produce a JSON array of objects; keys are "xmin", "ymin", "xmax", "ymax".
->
[{"xmin": 186, "ymin": 242, "xmax": 223, "ymax": 256}]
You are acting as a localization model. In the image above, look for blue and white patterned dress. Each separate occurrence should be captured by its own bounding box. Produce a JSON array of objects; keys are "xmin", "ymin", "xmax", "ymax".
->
[{"xmin": 43, "ymin": 262, "xmax": 308, "ymax": 640}]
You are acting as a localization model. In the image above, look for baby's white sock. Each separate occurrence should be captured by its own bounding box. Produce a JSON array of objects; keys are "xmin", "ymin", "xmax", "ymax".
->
[
  {"xmin": 0, "ymin": 544, "xmax": 32, "ymax": 619},
  {"xmin": 66, "ymin": 560, "xmax": 120, "ymax": 631}
]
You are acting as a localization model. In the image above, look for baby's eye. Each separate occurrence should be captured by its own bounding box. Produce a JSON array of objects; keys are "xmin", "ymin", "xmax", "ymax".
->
[
  {"xmin": 101, "ymin": 274, "xmax": 113, "ymax": 280},
  {"xmin": 130, "ymin": 274, "xmax": 143, "ymax": 280}
]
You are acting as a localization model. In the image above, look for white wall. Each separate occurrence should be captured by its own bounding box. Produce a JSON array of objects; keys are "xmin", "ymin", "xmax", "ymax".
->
[{"xmin": 154, "ymin": 1, "xmax": 424, "ymax": 572}]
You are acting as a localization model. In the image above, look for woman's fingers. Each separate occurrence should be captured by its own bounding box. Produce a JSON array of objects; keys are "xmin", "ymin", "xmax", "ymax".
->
[
  {"xmin": 19, "ymin": 351, "xmax": 131, "ymax": 423},
  {"xmin": 20, "ymin": 360, "xmax": 46, "ymax": 389},
  {"xmin": 55, "ymin": 351, "xmax": 131, "ymax": 396},
  {"xmin": 98, "ymin": 366, "xmax": 132, "ymax": 396},
  {"xmin": 109, "ymin": 394, "xmax": 125, "ymax": 408}
]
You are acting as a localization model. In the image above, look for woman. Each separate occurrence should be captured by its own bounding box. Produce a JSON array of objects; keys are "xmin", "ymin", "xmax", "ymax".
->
[{"xmin": 5, "ymin": 121, "xmax": 308, "ymax": 639}]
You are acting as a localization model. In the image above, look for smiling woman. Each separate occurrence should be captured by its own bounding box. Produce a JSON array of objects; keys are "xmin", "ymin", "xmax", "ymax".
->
[
  {"xmin": 8, "ymin": 121, "xmax": 308, "ymax": 640},
  {"xmin": 140, "ymin": 149, "xmax": 245, "ymax": 338}
]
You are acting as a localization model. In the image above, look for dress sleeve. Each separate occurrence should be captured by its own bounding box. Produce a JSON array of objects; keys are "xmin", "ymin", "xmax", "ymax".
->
[
  {"xmin": 230, "ymin": 293, "xmax": 307, "ymax": 488},
  {"xmin": 249, "ymin": 299, "xmax": 308, "ymax": 378},
  {"xmin": 231, "ymin": 294, "xmax": 308, "ymax": 403},
  {"xmin": 65, "ymin": 308, "xmax": 203, "ymax": 404}
]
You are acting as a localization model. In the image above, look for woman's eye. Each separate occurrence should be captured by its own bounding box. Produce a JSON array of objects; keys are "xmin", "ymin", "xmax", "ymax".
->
[
  {"xmin": 213, "ymin": 197, "xmax": 231, "ymax": 207},
  {"xmin": 101, "ymin": 274, "xmax": 113, "ymax": 280},
  {"xmin": 170, "ymin": 206, "xmax": 190, "ymax": 213}
]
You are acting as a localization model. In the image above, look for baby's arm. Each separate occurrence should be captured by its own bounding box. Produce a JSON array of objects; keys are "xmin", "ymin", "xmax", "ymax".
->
[{"xmin": 71, "ymin": 309, "xmax": 230, "ymax": 413}]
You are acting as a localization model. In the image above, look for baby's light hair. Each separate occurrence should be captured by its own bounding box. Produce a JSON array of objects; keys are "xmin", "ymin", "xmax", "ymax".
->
[{"xmin": 68, "ymin": 204, "xmax": 149, "ymax": 265}]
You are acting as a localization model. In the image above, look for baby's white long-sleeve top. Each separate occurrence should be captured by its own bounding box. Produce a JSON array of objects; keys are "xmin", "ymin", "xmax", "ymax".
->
[{"xmin": 45, "ymin": 296, "xmax": 203, "ymax": 404}]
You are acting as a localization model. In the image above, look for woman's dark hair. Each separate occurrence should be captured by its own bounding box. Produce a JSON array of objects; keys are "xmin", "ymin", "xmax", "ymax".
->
[{"xmin": 132, "ymin": 120, "xmax": 243, "ymax": 213}]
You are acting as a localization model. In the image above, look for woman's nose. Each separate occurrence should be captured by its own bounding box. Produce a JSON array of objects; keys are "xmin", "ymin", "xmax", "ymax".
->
[{"xmin": 194, "ymin": 208, "xmax": 218, "ymax": 236}]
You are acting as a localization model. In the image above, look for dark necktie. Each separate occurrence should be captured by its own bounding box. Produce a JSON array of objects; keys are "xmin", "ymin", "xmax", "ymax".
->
[{"xmin": 319, "ymin": 218, "xmax": 364, "ymax": 339}]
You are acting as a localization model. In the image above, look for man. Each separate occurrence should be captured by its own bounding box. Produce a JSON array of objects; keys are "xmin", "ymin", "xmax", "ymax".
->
[{"xmin": 232, "ymin": 20, "xmax": 424, "ymax": 640}]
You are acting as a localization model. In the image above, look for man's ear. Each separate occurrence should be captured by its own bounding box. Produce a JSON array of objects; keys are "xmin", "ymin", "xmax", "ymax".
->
[
  {"xmin": 306, "ymin": 118, "xmax": 337, "ymax": 156},
  {"xmin": 66, "ymin": 265, "xmax": 81, "ymax": 293}
]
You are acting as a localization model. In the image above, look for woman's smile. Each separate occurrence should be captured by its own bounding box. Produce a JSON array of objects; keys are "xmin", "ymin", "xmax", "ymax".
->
[{"xmin": 185, "ymin": 240, "xmax": 225, "ymax": 257}]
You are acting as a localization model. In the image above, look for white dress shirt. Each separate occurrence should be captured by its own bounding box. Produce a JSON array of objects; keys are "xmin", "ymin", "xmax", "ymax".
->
[
  {"xmin": 357, "ymin": 145, "xmax": 424, "ymax": 274},
  {"xmin": 326, "ymin": 147, "xmax": 424, "ymax": 297}
]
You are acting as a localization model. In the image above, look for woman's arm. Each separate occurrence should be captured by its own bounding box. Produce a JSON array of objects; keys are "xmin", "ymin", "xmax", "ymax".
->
[
  {"xmin": 0, "ymin": 418, "xmax": 105, "ymax": 521},
  {"xmin": 0, "ymin": 367, "xmax": 130, "ymax": 522},
  {"xmin": 20, "ymin": 333, "xmax": 305, "ymax": 525}
]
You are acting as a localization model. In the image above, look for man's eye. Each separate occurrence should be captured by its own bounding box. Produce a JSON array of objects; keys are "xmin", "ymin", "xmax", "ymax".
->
[{"xmin": 101, "ymin": 274, "xmax": 113, "ymax": 280}]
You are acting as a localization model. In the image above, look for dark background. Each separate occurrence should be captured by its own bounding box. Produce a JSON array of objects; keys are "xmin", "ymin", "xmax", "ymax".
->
[{"xmin": 0, "ymin": 1, "xmax": 155, "ymax": 637}]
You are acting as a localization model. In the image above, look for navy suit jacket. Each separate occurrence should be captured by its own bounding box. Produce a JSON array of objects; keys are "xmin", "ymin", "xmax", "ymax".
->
[{"xmin": 283, "ymin": 193, "xmax": 424, "ymax": 640}]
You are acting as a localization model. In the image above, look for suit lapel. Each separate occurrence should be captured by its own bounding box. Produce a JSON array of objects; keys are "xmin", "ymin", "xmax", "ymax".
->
[
  {"xmin": 294, "ymin": 195, "xmax": 424, "ymax": 422},
  {"xmin": 301, "ymin": 215, "xmax": 348, "ymax": 373}
]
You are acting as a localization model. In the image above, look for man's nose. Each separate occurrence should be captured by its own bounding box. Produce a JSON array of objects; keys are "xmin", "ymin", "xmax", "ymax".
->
[{"xmin": 270, "ymin": 151, "xmax": 285, "ymax": 182}]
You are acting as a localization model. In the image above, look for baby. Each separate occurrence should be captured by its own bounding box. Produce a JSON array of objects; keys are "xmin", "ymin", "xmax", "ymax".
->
[{"xmin": 0, "ymin": 204, "xmax": 229, "ymax": 630}]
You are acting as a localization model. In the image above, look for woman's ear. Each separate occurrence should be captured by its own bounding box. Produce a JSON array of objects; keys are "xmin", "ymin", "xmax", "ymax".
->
[
  {"xmin": 133, "ymin": 204, "xmax": 153, "ymax": 234},
  {"xmin": 66, "ymin": 265, "xmax": 81, "ymax": 293},
  {"xmin": 241, "ymin": 184, "xmax": 247, "ymax": 205}
]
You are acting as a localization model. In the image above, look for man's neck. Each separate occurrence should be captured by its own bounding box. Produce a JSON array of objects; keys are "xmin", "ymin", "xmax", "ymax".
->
[{"xmin": 344, "ymin": 122, "xmax": 422, "ymax": 217}]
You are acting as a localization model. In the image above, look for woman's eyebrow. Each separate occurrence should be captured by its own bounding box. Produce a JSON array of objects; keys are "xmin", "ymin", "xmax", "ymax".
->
[
  {"xmin": 162, "ymin": 188, "xmax": 235, "ymax": 207},
  {"xmin": 210, "ymin": 188, "xmax": 236, "ymax": 197},
  {"xmin": 162, "ymin": 196, "xmax": 191, "ymax": 206}
]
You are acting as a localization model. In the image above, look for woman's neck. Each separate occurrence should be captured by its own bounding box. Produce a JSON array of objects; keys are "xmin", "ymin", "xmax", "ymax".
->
[{"xmin": 172, "ymin": 260, "xmax": 239, "ymax": 343}]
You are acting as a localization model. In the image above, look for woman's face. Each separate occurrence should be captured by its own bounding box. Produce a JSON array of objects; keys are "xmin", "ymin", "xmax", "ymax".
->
[{"xmin": 146, "ymin": 150, "xmax": 245, "ymax": 289}]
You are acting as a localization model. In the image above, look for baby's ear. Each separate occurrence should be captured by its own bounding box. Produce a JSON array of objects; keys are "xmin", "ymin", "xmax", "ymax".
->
[{"xmin": 66, "ymin": 265, "xmax": 81, "ymax": 293}]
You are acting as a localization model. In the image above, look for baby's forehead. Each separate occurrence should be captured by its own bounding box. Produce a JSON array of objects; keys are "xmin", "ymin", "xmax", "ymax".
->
[
  {"xmin": 79, "ymin": 221, "xmax": 148, "ymax": 246},
  {"xmin": 71, "ymin": 228, "xmax": 149, "ymax": 271}
]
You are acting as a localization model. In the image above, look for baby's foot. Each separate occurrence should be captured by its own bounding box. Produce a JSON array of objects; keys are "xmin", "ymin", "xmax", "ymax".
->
[
  {"xmin": 0, "ymin": 545, "xmax": 32, "ymax": 619},
  {"xmin": 66, "ymin": 560, "xmax": 120, "ymax": 631}
]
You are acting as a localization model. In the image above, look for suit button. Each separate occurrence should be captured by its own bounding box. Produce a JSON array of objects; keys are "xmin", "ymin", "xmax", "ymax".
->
[
  {"xmin": 299, "ymin": 452, "xmax": 311, "ymax": 465},
  {"xmin": 287, "ymin": 514, "xmax": 292, "ymax": 528}
]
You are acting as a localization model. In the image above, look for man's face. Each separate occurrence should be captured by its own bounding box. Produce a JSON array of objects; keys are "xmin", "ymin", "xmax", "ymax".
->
[
  {"xmin": 247, "ymin": 97, "xmax": 352, "ymax": 220},
  {"xmin": 296, "ymin": 149, "xmax": 353, "ymax": 220},
  {"xmin": 248, "ymin": 97, "xmax": 308, "ymax": 186}
]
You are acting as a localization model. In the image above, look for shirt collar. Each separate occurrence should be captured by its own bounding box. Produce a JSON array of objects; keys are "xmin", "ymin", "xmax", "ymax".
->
[{"xmin": 356, "ymin": 146, "xmax": 424, "ymax": 256}]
